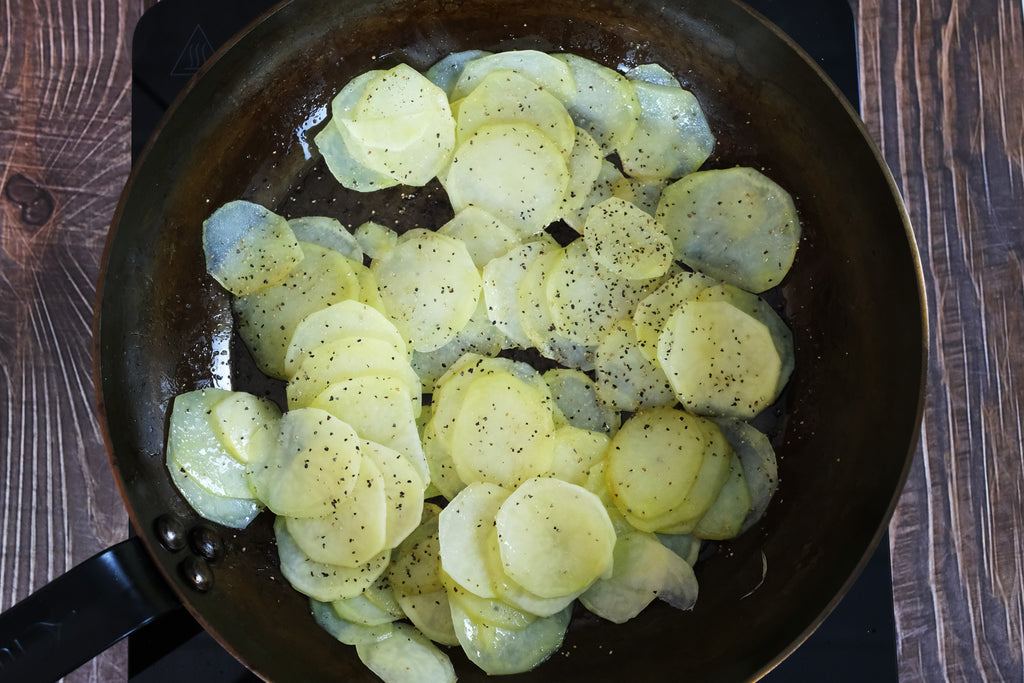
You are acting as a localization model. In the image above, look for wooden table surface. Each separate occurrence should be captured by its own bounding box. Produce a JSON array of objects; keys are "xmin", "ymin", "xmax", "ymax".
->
[{"xmin": 2, "ymin": 0, "xmax": 1022, "ymax": 680}]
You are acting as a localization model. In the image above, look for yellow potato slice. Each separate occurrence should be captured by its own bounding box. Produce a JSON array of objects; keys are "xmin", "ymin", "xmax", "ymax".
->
[
  {"xmin": 481, "ymin": 238, "xmax": 555, "ymax": 349},
  {"xmin": 233, "ymin": 241, "xmax": 363, "ymax": 380},
  {"xmin": 454, "ymin": 69, "xmax": 576, "ymax": 159},
  {"xmin": 439, "ymin": 482, "xmax": 511, "ymax": 598},
  {"xmin": 547, "ymin": 425, "xmax": 610, "ymax": 487},
  {"xmin": 691, "ymin": 454, "xmax": 751, "ymax": 540},
  {"xmin": 617, "ymin": 80, "xmax": 715, "ymax": 180},
  {"xmin": 546, "ymin": 239, "xmax": 655, "ymax": 347},
  {"xmin": 446, "ymin": 122, "xmax": 570, "ymax": 238},
  {"xmin": 559, "ymin": 127, "xmax": 603, "ymax": 223},
  {"xmin": 353, "ymin": 220, "xmax": 398, "ymax": 260},
  {"xmin": 584, "ymin": 196, "xmax": 673, "ymax": 280},
  {"xmin": 542, "ymin": 368, "xmax": 620, "ymax": 434},
  {"xmin": 210, "ymin": 391, "xmax": 281, "ymax": 465},
  {"xmin": 202, "ymin": 200, "xmax": 302, "ymax": 297},
  {"xmin": 411, "ymin": 297, "xmax": 505, "ymax": 394},
  {"xmin": 166, "ymin": 388, "xmax": 251, "ymax": 500},
  {"xmin": 284, "ymin": 299, "xmax": 409, "ymax": 377},
  {"xmin": 287, "ymin": 215, "xmax": 363, "ymax": 262},
  {"xmin": 554, "ymin": 53, "xmax": 640, "ymax": 154},
  {"xmin": 611, "ymin": 176, "xmax": 669, "ymax": 217},
  {"xmin": 657, "ymin": 299, "xmax": 783, "ymax": 418},
  {"xmin": 563, "ymin": 158, "xmax": 623, "ymax": 232},
  {"xmin": 425, "ymin": 49, "xmax": 493, "ymax": 96},
  {"xmin": 286, "ymin": 453, "xmax": 388, "ymax": 567},
  {"xmin": 450, "ymin": 49, "xmax": 575, "ymax": 103},
  {"xmin": 361, "ymin": 439, "xmax": 425, "ymax": 549},
  {"xmin": 494, "ymin": 477, "xmax": 615, "ymax": 599},
  {"xmin": 339, "ymin": 64, "xmax": 456, "ymax": 186},
  {"xmin": 593, "ymin": 318, "xmax": 675, "ymax": 412},
  {"xmin": 656, "ymin": 167, "xmax": 801, "ymax": 292},
  {"xmin": 632, "ymin": 269, "xmax": 721, "ymax": 361},
  {"xmin": 370, "ymin": 228, "xmax": 482, "ymax": 353},
  {"xmin": 437, "ymin": 206, "xmax": 521, "ymax": 269},
  {"xmin": 245, "ymin": 407, "xmax": 362, "ymax": 518},
  {"xmin": 450, "ymin": 372, "xmax": 557, "ymax": 488}
]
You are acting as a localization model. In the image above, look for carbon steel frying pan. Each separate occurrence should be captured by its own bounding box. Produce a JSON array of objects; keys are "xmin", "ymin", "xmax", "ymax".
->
[{"xmin": 1, "ymin": 0, "xmax": 927, "ymax": 680}]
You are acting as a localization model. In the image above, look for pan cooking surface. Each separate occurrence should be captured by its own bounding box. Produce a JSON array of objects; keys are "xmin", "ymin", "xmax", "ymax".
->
[{"xmin": 110, "ymin": 0, "xmax": 919, "ymax": 681}]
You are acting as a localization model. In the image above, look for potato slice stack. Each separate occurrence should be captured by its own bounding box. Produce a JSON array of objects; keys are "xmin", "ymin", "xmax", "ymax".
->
[{"xmin": 170, "ymin": 48, "xmax": 806, "ymax": 683}]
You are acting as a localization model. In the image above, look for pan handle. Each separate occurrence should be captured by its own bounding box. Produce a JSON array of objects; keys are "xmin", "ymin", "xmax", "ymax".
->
[{"xmin": 0, "ymin": 535, "xmax": 181, "ymax": 683}]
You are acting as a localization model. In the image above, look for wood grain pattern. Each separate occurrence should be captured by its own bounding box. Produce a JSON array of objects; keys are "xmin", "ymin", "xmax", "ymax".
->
[
  {"xmin": 856, "ymin": 0, "xmax": 1024, "ymax": 679},
  {"xmin": 0, "ymin": 0, "xmax": 151, "ymax": 680}
]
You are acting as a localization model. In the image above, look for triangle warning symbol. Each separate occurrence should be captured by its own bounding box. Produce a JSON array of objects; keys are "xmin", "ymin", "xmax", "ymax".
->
[{"xmin": 170, "ymin": 25, "xmax": 215, "ymax": 77}]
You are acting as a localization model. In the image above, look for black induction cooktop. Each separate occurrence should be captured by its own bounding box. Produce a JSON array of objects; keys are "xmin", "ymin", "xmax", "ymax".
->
[{"xmin": 126, "ymin": 1, "xmax": 896, "ymax": 681}]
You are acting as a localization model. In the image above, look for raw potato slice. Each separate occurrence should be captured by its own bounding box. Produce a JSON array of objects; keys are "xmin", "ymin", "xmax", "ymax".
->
[
  {"xmin": 210, "ymin": 391, "xmax": 281, "ymax": 465},
  {"xmin": 371, "ymin": 228, "xmax": 482, "ymax": 352},
  {"xmin": 656, "ymin": 167, "xmax": 801, "ymax": 292},
  {"xmin": 449, "ymin": 600, "xmax": 571, "ymax": 676},
  {"xmin": 288, "ymin": 215, "xmax": 363, "ymax": 262},
  {"xmin": 605, "ymin": 407, "xmax": 710, "ymax": 523},
  {"xmin": 482, "ymin": 238, "xmax": 554, "ymax": 349},
  {"xmin": 439, "ymin": 482, "xmax": 511, "ymax": 598},
  {"xmin": 426, "ymin": 49, "xmax": 493, "ymax": 96},
  {"xmin": 284, "ymin": 299, "xmax": 409, "ymax": 377},
  {"xmin": 482, "ymin": 528, "xmax": 584, "ymax": 617},
  {"xmin": 339, "ymin": 64, "xmax": 456, "ymax": 186},
  {"xmin": 612, "ymin": 177, "xmax": 669, "ymax": 216},
  {"xmin": 450, "ymin": 49, "xmax": 576, "ymax": 103},
  {"xmin": 166, "ymin": 388, "xmax": 252, "ymax": 500},
  {"xmin": 167, "ymin": 457, "xmax": 261, "ymax": 530},
  {"xmin": 422, "ymin": 420, "xmax": 465, "ymax": 502},
  {"xmin": 450, "ymin": 372, "xmax": 557, "ymax": 488},
  {"xmin": 446, "ymin": 123, "xmax": 570, "ymax": 238},
  {"xmin": 202, "ymin": 200, "xmax": 302, "ymax": 297},
  {"xmin": 632, "ymin": 269, "xmax": 720, "ymax": 361},
  {"xmin": 593, "ymin": 318, "xmax": 675, "ymax": 412},
  {"xmin": 584, "ymin": 197, "xmax": 673, "ymax": 280},
  {"xmin": 362, "ymin": 440, "xmax": 426, "ymax": 549},
  {"xmin": 436, "ymin": 206, "xmax": 520, "ymax": 269},
  {"xmin": 395, "ymin": 589, "xmax": 459, "ymax": 646},
  {"xmin": 332, "ymin": 592, "xmax": 402, "ymax": 627},
  {"xmin": 714, "ymin": 418, "xmax": 779, "ymax": 533},
  {"xmin": 443, "ymin": 573, "xmax": 536, "ymax": 630},
  {"xmin": 246, "ymin": 407, "xmax": 362, "ymax": 518},
  {"xmin": 388, "ymin": 505, "xmax": 445, "ymax": 597},
  {"xmin": 579, "ymin": 531, "xmax": 697, "ymax": 623},
  {"xmin": 454, "ymin": 70, "xmax": 576, "ymax": 159},
  {"xmin": 693, "ymin": 283, "xmax": 795, "ymax": 398},
  {"xmin": 546, "ymin": 239, "xmax": 655, "ymax": 347},
  {"xmin": 286, "ymin": 454, "xmax": 388, "ymax": 567},
  {"xmin": 617, "ymin": 80, "xmax": 715, "ymax": 180},
  {"xmin": 233, "ymin": 241, "xmax": 363, "ymax": 379},
  {"xmin": 286, "ymin": 336, "xmax": 421, "ymax": 413},
  {"xmin": 353, "ymin": 220, "xmax": 398, "ymax": 260},
  {"xmin": 564, "ymin": 159, "xmax": 623, "ymax": 232},
  {"xmin": 547, "ymin": 425, "xmax": 610, "ymax": 487},
  {"xmin": 559, "ymin": 127, "xmax": 604, "ymax": 222},
  {"xmin": 275, "ymin": 517, "xmax": 390, "ymax": 602},
  {"xmin": 543, "ymin": 368, "xmax": 620, "ymax": 433},
  {"xmin": 411, "ymin": 298, "xmax": 505, "ymax": 394},
  {"xmin": 692, "ymin": 454, "xmax": 751, "ymax": 540},
  {"xmin": 657, "ymin": 300, "xmax": 783, "ymax": 418},
  {"xmin": 554, "ymin": 53, "xmax": 640, "ymax": 154},
  {"xmin": 317, "ymin": 70, "xmax": 400, "ymax": 193},
  {"xmin": 517, "ymin": 243, "xmax": 595, "ymax": 370},
  {"xmin": 626, "ymin": 63, "xmax": 681, "ymax": 87},
  {"xmin": 356, "ymin": 622, "xmax": 456, "ymax": 683},
  {"xmin": 494, "ymin": 477, "xmax": 616, "ymax": 599},
  {"xmin": 310, "ymin": 376, "xmax": 428, "ymax": 485},
  {"xmin": 310, "ymin": 598, "xmax": 396, "ymax": 646}
]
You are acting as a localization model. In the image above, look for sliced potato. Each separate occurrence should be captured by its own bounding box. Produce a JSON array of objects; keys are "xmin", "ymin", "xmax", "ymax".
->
[
  {"xmin": 584, "ymin": 196, "xmax": 673, "ymax": 280},
  {"xmin": 657, "ymin": 299, "xmax": 783, "ymax": 417},
  {"xmin": 656, "ymin": 167, "xmax": 801, "ymax": 292},
  {"xmin": 275, "ymin": 517, "xmax": 390, "ymax": 602},
  {"xmin": 167, "ymin": 456, "xmax": 261, "ymax": 530},
  {"xmin": 543, "ymin": 368, "xmax": 620, "ymax": 433},
  {"xmin": 339, "ymin": 64, "xmax": 455, "ymax": 186},
  {"xmin": 425, "ymin": 49, "xmax": 493, "ymax": 96},
  {"xmin": 210, "ymin": 391, "xmax": 281, "ymax": 465},
  {"xmin": 691, "ymin": 454, "xmax": 751, "ymax": 540},
  {"xmin": 203, "ymin": 200, "xmax": 302, "ymax": 297},
  {"xmin": 632, "ymin": 269, "xmax": 720, "ymax": 361},
  {"xmin": 288, "ymin": 215, "xmax": 363, "ymax": 262},
  {"xmin": 450, "ymin": 372, "xmax": 557, "ymax": 488},
  {"xmin": 494, "ymin": 477, "xmax": 615, "ymax": 599},
  {"xmin": 412, "ymin": 298, "xmax": 505, "ymax": 394},
  {"xmin": 481, "ymin": 238, "xmax": 555, "ymax": 349},
  {"xmin": 454, "ymin": 69, "xmax": 576, "ymax": 159},
  {"xmin": 559, "ymin": 127, "xmax": 604, "ymax": 222},
  {"xmin": 546, "ymin": 239, "xmax": 655, "ymax": 347},
  {"xmin": 245, "ymin": 407, "xmax": 362, "ymax": 518},
  {"xmin": 714, "ymin": 418, "xmax": 779, "ymax": 533},
  {"xmin": 625, "ymin": 63, "xmax": 680, "ymax": 87},
  {"xmin": 370, "ymin": 228, "xmax": 482, "ymax": 353},
  {"xmin": 166, "ymin": 388, "xmax": 251, "ymax": 500},
  {"xmin": 612, "ymin": 176, "xmax": 669, "ymax": 217},
  {"xmin": 233, "ymin": 241, "xmax": 363, "ymax": 379},
  {"xmin": 356, "ymin": 622, "xmax": 456, "ymax": 683},
  {"xmin": 353, "ymin": 220, "xmax": 398, "ymax": 260},
  {"xmin": 450, "ymin": 49, "xmax": 575, "ymax": 103},
  {"xmin": 593, "ymin": 318, "xmax": 675, "ymax": 412},
  {"xmin": 446, "ymin": 122, "xmax": 570, "ymax": 238},
  {"xmin": 362, "ymin": 439, "xmax": 426, "ymax": 549},
  {"xmin": 439, "ymin": 482, "xmax": 511, "ymax": 599},
  {"xmin": 617, "ymin": 80, "xmax": 715, "ymax": 180},
  {"xmin": 284, "ymin": 299, "xmax": 409, "ymax": 378},
  {"xmin": 547, "ymin": 425, "xmax": 610, "ymax": 487},
  {"xmin": 563, "ymin": 158, "xmax": 623, "ymax": 232},
  {"xmin": 555, "ymin": 53, "xmax": 640, "ymax": 153},
  {"xmin": 437, "ymin": 206, "xmax": 521, "ymax": 269},
  {"xmin": 449, "ymin": 600, "xmax": 571, "ymax": 676}
]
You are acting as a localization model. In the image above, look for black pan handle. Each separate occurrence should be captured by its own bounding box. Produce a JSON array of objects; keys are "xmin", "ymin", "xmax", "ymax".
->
[{"xmin": 0, "ymin": 536, "xmax": 182, "ymax": 683}]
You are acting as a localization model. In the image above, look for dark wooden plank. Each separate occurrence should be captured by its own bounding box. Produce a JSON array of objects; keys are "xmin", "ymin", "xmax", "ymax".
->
[
  {"xmin": 856, "ymin": 0, "xmax": 1024, "ymax": 679},
  {"xmin": 0, "ymin": 1, "xmax": 153, "ymax": 680}
]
